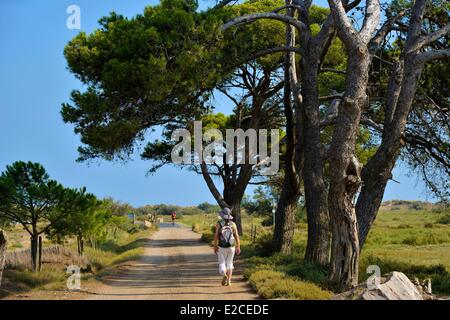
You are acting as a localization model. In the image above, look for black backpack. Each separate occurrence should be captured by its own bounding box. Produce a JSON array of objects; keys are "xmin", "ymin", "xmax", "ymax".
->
[{"xmin": 218, "ymin": 220, "xmax": 236, "ymax": 248}]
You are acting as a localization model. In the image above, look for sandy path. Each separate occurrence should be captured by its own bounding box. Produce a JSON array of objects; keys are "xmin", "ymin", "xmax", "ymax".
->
[{"xmin": 86, "ymin": 223, "xmax": 258, "ymax": 300}]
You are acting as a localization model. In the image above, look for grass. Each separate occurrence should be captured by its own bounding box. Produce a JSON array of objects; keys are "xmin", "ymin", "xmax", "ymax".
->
[
  {"xmin": 248, "ymin": 269, "xmax": 332, "ymax": 300},
  {"xmin": 83, "ymin": 230, "xmax": 151, "ymax": 272},
  {"xmin": 181, "ymin": 205, "xmax": 450, "ymax": 298},
  {"xmin": 3, "ymin": 268, "xmax": 66, "ymax": 289},
  {"xmin": 1, "ymin": 228, "xmax": 155, "ymax": 298}
]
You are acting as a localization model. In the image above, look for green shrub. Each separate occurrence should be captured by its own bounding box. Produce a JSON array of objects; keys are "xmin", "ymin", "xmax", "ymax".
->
[
  {"xmin": 402, "ymin": 235, "xmax": 419, "ymax": 245},
  {"xmin": 248, "ymin": 270, "xmax": 332, "ymax": 300},
  {"xmin": 436, "ymin": 214, "xmax": 450, "ymax": 225},
  {"xmin": 201, "ymin": 231, "xmax": 215, "ymax": 244},
  {"xmin": 282, "ymin": 261, "xmax": 329, "ymax": 286},
  {"xmin": 261, "ymin": 216, "xmax": 273, "ymax": 227},
  {"xmin": 401, "ymin": 233, "xmax": 446, "ymax": 245},
  {"xmin": 432, "ymin": 274, "xmax": 450, "ymax": 294},
  {"xmin": 253, "ymin": 231, "xmax": 274, "ymax": 257}
]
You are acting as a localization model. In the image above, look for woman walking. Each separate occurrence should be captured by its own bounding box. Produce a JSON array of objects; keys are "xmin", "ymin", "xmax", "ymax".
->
[{"xmin": 214, "ymin": 208, "xmax": 241, "ymax": 286}]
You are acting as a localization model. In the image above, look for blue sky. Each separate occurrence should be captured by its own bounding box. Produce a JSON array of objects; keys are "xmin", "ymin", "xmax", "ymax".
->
[{"xmin": 0, "ymin": 0, "xmax": 434, "ymax": 207}]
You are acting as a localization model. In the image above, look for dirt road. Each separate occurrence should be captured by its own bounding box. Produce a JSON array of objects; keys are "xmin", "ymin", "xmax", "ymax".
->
[{"xmin": 86, "ymin": 223, "xmax": 258, "ymax": 300}]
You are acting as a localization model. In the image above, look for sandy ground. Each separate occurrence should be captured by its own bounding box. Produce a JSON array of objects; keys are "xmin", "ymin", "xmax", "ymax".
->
[{"xmin": 84, "ymin": 223, "xmax": 258, "ymax": 300}]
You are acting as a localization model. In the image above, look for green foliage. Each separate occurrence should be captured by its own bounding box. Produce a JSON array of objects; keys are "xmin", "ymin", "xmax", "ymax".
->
[
  {"xmin": 253, "ymin": 231, "xmax": 274, "ymax": 257},
  {"xmin": 436, "ymin": 214, "xmax": 450, "ymax": 225},
  {"xmin": 0, "ymin": 161, "xmax": 95, "ymax": 239},
  {"xmin": 242, "ymin": 186, "xmax": 275, "ymax": 217},
  {"xmin": 62, "ymin": 0, "xmax": 288, "ymax": 162},
  {"xmin": 248, "ymin": 269, "xmax": 332, "ymax": 300},
  {"xmin": 84, "ymin": 230, "xmax": 150, "ymax": 271},
  {"xmin": 281, "ymin": 261, "xmax": 329, "ymax": 287},
  {"xmin": 2, "ymin": 268, "xmax": 66, "ymax": 289},
  {"xmin": 46, "ymin": 194, "xmax": 102, "ymax": 244},
  {"xmin": 197, "ymin": 202, "xmax": 220, "ymax": 213},
  {"xmin": 359, "ymin": 255, "xmax": 450, "ymax": 294}
]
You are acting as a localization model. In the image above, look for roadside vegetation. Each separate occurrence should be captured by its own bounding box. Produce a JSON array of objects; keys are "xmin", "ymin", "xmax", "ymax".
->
[
  {"xmin": 0, "ymin": 228, "xmax": 155, "ymax": 299},
  {"xmin": 180, "ymin": 200, "xmax": 450, "ymax": 298},
  {"xmin": 0, "ymin": 161, "xmax": 158, "ymax": 299}
]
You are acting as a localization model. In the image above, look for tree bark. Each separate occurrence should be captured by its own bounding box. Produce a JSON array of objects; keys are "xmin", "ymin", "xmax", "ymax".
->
[
  {"xmin": 301, "ymin": 50, "xmax": 331, "ymax": 265},
  {"xmin": 223, "ymin": 173, "xmax": 251, "ymax": 236},
  {"xmin": 38, "ymin": 236, "xmax": 43, "ymax": 272},
  {"xmin": 328, "ymin": 48, "xmax": 370, "ymax": 291},
  {"xmin": 272, "ymin": 2, "xmax": 302, "ymax": 254},
  {"xmin": 0, "ymin": 230, "xmax": 7, "ymax": 287},
  {"xmin": 272, "ymin": 179, "xmax": 299, "ymax": 253},
  {"xmin": 326, "ymin": 0, "xmax": 381, "ymax": 291},
  {"xmin": 77, "ymin": 235, "xmax": 84, "ymax": 256},
  {"xmin": 30, "ymin": 235, "xmax": 38, "ymax": 272}
]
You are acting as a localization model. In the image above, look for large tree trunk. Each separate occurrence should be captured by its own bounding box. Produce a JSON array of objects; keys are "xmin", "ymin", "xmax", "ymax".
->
[
  {"xmin": 301, "ymin": 51, "xmax": 331, "ymax": 265},
  {"xmin": 272, "ymin": 179, "xmax": 299, "ymax": 254},
  {"xmin": 30, "ymin": 235, "xmax": 38, "ymax": 272},
  {"xmin": 328, "ymin": 48, "xmax": 370, "ymax": 291},
  {"xmin": 224, "ymin": 181, "xmax": 248, "ymax": 236},
  {"xmin": 272, "ymin": 5, "xmax": 302, "ymax": 254},
  {"xmin": 77, "ymin": 235, "xmax": 84, "ymax": 256},
  {"xmin": 38, "ymin": 236, "xmax": 43, "ymax": 272},
  {"xmin": 0, "ymin": 230, "xmax": 7, "ymax": 287}
]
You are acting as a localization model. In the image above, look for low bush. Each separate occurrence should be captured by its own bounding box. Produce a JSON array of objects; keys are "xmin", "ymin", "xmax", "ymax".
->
[
  {"xmin": 282, "ymin": 261, "xmax": 329, "ymax": 286},
  {"xmin": 201, "ymin": 229, "xmax": 215, "ymax": 244},
  {"xmin": 436, "ymin": 214, "xmax": 450, "ymax": 225},
  {"xmin": 401, "ymin": 233, "xmax": 447, "ymax": 245},
  {"xmin": 248, "ymin": 270, "xmax": 332, "ymax": 300},
  {"xmin": 432, "ymin": 274, "xmax": 450, "ymax": 294},
  {"xmin": 253, "ymin": 231, "xmax": 274, "ymax": 257},
  {"xmin": 261, "ymin": 216, "xmax": 273, "ymax": 227}
]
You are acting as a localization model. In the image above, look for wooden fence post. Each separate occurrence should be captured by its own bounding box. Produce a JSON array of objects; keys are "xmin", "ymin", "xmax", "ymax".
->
[
  {"xmin": 0, "ymin": 230, "xmax": 7, "ymax": 287},
  {"xmin": 250, "ymin": 224, "xmax": 257, "ymax": 244}
]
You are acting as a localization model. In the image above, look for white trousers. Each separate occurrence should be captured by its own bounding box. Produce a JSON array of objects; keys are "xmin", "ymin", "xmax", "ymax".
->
[{"xmin": 217, "ymin": 246, "xmax": 235, "ymax": 275}]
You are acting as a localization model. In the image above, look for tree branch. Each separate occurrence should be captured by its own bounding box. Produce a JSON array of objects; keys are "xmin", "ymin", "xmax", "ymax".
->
[
  {"xmin": 221, "ymin": 12, "xmax": 307, "ymax": 33},
  {"xmin": 416, "ymin": 48, "xmax": 450, "ymax": 64},
  {"xmin": 320, "ymin": 68, "xmax": 347, "ymax": 75},
  {"xmin": 327, "ymin": 0, "xmax": 359, "ymax": 47},
  {"xmin": 247, "ymin": 46, "xmax": 302, "ymax": 61},
  {"xmin": 413, "ymin": 23, "xmax": 450, "ymax": 51},
  {"xmin": 360, "ymin": 0, "xmax": 381, "ymax": 43},
  {"xmin": 200, "ymin": 161, "xmax": 230, "ymax": 209}
]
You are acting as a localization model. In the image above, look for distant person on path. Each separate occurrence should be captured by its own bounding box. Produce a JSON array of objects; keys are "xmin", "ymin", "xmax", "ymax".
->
[
  {"xmin": 214, "ymin": 208, "xmax": 240, "ymax": 286},
  {"xmin": 171, "ymin": 211, "xmax": 177, "ymax": 226}
]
